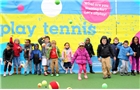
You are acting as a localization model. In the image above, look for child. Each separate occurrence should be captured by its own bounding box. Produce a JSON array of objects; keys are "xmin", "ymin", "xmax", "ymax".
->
[
  {"xmin": 71, "ymin": 42, "xmax": 92, "ymax": 80},
  {"xmin": 85, "ymin": 38, "xmax": 95, "ymax": 73},
  {"xmin": 24, "ymin": 39, "xmax": 32, "ymax": 75},
  {"xmin": 9, "ymin": 35, "xmax": 22, "ymax": 74},
  {"xmin": 38, "ymin": 36, "xmax": 51, "ymax": 76},
  {"xmin": 97, "ymin": 36, "xmax": 116, "ymax": 79},
  {"xmin": 117, "ymin": 40, "xmax": 134, "ymax": 76},
  {"xmin": 62, "ymin": 42, "xmax": 73, "ymax": 74},
  {"xmin": 46, "ymin": 40, "xmax": 61, "ymax": 77},
  {"xmin": 31, "ymin": 44, "xmax": 42, "ymax": 75},
  {"xmin": 130, "ymin": 36, "xmax": 140, "ymax": 75},
  {"xmin": 3, "ymin": 43, "xmax": 14, "ymax": 76},
  {"xmin": 110, "ymin": 37, "xmax": 120, "ymax": 74}
]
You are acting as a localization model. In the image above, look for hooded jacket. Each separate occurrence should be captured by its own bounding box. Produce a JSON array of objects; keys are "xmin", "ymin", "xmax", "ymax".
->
[
  {"xmin": 3, "ymin": 49, "xmax": 14, "ymax": 63},
  {"xmin": 85, "ymin": 43, "xmax": 95, "ymax": 57},
  {"xmin": 97, "ymin": 36, "xmax": 115, "ymax": 58}
]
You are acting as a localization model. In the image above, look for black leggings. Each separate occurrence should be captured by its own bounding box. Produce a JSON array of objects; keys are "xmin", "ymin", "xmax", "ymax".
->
[{"xmin": 4, "ymin": 62, "xmax": 12, "ymax": 72}]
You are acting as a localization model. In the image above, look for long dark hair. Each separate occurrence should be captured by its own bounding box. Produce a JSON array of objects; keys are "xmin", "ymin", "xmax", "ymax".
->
[{"xmin": 132, "ymin": 36, "xmax": 139, "ymax": 44}]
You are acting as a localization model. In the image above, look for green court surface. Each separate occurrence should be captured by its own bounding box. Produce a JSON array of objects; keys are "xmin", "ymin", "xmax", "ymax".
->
[{"xmin": 1, "ymin": 73, "xmax": 140, "ymax": 89}]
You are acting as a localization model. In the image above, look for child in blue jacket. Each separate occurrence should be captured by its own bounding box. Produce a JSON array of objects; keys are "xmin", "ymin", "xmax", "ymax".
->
[
  {"xmin": 117, "ymin": 40, "xmax": 134, "ymax": 76},
  {"xmin": 31, "ymin": 44, "xmax": 42, "ymax": 75}
]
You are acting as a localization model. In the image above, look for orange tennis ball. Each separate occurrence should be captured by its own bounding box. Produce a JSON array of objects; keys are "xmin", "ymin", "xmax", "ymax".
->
[{"xmin": 49, "ymin": 81, "xmax": 59, "ymax": 89}]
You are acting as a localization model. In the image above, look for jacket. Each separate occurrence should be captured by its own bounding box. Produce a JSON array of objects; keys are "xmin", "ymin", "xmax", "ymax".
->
[
  {"xmin": 3, "ymin": 49, "xmax": 14, "ymax": 63},
  {"xmin": 110, "ymin": 43, "xmax": 119, "ymax": 58},
  {"xmin": 31, "ymin": 49, "xmax": 42, "ymax": 64},
  {"xmin": 38, "ymin": 37, "xmax": 51, "ymax": 56},
  {"xmin": 10, "ymin": 37, "xmax": 22, "ymax": 57},
  {"xmin": 62, "ymin": 48, "xmax": 73, "ymax": 62},
  {"xmin": 117, "ymin": 43, "xmax": 134, "ymax": 61},
  {"xmin": 85, "ymin": 43, "xmax": 95, "ymax": 57},
  {"xmin": 130, "ymin": 43, "xmax": 140, "ymax": 58},
  {"xmin": 46, "ymin": 47, "xmax": 61, "ymax": 59},
  {"xmin": 97, "ymin": 36, "xmax": 115, "ymax": 58},
  {"xmin": 23, "ymin": 45, "xmax": 32, "ymax": 59},
  {"xmin": 71, "ymin": 48, "xmax": 92, "ymax": 65}
]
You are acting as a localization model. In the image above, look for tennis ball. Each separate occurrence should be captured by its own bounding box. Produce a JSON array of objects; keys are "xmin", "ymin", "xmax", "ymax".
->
[
  {"xmin": 42, "ymin": 80, "xmax": 47, "ymax": 86},
  {"xmin": 38, "ymin": 83, "xmax": 42, "ymax": 88},
  {"xmin": 102, "ymin": 83, "xmax": 108, "ymax": 89},
  {"xmin": 69, "ymin": 20, "xmax": 72, "ymax": 24},
  {"xmin": 49, "ymin": 81, "xmax": 59, "ymax": 89},
  {"xmin": 67, "ymin": 87, "xmax": 72, "ymax": 89},
  {"xmin": 42, "ymin": 43, "xmax": 45, "ymax": 47},
  {"xmin": 55, "ymin": 0, "xmax": 60, "ymax": 5},
  {"xmin": 20, "ymin": 64, "xmax": 24, "ymax": 68}
]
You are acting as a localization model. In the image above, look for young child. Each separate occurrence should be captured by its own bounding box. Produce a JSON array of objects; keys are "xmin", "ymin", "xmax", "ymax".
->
[
  {"xmin": 130, "ymin": 36, "xmax": 140, "ymax": 75},
  {"xmin": 62, "ymin": 42, "xmax": 73, "ymax": 74},
  {"xmin": 46, "ymin": 40, "xmax": 61, "ymax": 77},
  {"xmin": 38, "ymin": 36, "xmax": 51, "ymax": 76},
  {"xmin": 97, "ymin": 36, "xmax": 116, "ymax": 79},
  {"xmin": 85, "ymin": 38, "xmax": 95, "ymax": 73},
  {"xmin": 111, "ymin": 37, "xmax": 120, "ymax": 74},
  {"xmin": 9, "ymin": 35, "xmax": 22, "ymax": 74},
  {"xmin": 3, "ymin": 43, "xmax": 14, "ymax": 76},
  {"xmin": 71, "ymin": 42, "xmax": 92, "ymax": 80},
  {"xmin": 23, "ymin": 39, "xmax": 33, "ymax": 75},
  {"xmin": 117, "ymin": 40, "xmax": 134, "ymax": 76},
  {"xmin": 31, "ymin": 44, "xmax": 42, "ymax": 75}
]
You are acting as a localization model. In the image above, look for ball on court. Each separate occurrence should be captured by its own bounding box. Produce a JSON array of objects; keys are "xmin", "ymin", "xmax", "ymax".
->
[
  {"xmin": 38, "ymin": 83, "xmax": 42, "ymax": 88},
  {"xmin": 49, "ymin": 81, "xmax": 59, "ymax": 89},
  {"xmin": 102, "ymin": 83, "xmax": 108, "ymax": 89},
  {"xmin": 69, "ymin": 20, "xmax": 72, "ymax": 24},
  {"xmin": 20, "ymin": 64, "xmax": 24, "ymax": 68},
  {"xmin": 67, "ymin": 87, "xmax": 72, "ymax": 89},
  {"xmin": 55, "ymin": 0, "xmax": 60, "ymax": 5},
  {"xmin": 42, "ymin": 80, "xmax": 47, "ymax": 86}
]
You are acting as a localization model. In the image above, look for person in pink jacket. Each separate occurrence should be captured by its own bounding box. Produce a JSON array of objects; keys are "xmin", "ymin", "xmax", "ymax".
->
[{"xmin": 71, "ymin": 42, "xmax": 92, "ymax": 80}]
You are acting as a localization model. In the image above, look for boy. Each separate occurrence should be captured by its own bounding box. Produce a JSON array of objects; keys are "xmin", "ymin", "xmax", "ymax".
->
[
  {"xmin": 97, "ymin": 36, "xmax": 116, "ymax": 79},
  {"xmin": 117, "ymin": 40, "xmax": 134, "ymax": 76},
  {"xmin": 3, "ymin": 43, "xmax": 14, "ymax": 76},
  {"xmin": 24, "ymin": 39, "xmax": 33, "ymax": 75},
  {"xmin": 38, "ymin": 36, "xmax": 51, "ymax": 76},
  {"xmin": 46, "ymin": 40, "xmax": 61, "ymax": 77}
]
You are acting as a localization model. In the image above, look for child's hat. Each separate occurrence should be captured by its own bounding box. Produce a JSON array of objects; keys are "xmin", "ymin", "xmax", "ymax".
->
[{"xmin": 79, "ymin": 42, "xmax": 85, "ymax": 46}]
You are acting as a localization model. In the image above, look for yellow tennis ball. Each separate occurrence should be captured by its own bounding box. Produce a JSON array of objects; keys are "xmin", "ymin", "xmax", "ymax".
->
[
  {"xmin": 42, "ymin": 80, "xmax": 47, "ymax": 86},
  {"xmin": 67, "ymin": 87, "xmax": 72, "ymax": 89},
  {"xmin": 38, "ymin": 83, "xmax": 42, "ymax": 88}
]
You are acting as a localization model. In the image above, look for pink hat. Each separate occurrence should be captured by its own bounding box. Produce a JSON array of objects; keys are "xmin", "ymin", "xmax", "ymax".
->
[{"xmin": 79, "ymin": 42, "xmax": 85, "ymax": 46}]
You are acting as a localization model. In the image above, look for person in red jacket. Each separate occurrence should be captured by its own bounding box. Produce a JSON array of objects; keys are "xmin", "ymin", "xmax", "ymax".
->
[{"xmin": 9, "ymin": 35, "xmax": 22, "ymax": 74}]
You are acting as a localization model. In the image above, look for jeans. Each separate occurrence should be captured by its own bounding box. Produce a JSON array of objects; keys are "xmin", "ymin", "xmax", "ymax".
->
[
  {"xmin": 111, "ymin": 58, "xmax": 116, "ymax": 71},
  {"xmin": 13, "ymin": 57, "xmax": 20, "ymax": 68},
  {"xmin": 34, "ymin": 63, "xmax": 41, "ymax": 72}
]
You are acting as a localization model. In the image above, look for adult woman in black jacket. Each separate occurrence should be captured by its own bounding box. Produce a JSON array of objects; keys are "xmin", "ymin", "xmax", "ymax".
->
[{"xmin": 85, "ymin": 38, "xmax": 95, "ymax": 73}]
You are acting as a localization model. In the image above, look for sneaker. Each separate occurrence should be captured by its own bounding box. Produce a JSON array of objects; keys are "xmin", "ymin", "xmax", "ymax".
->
[
  {"xmin": 114, "ymin": 71, "xmax": 117, "ymax": 74},
  {"xmin": 38, "ymin": 71, "xmax": 41, "ymax": 75},
  {"xmin": 84, "ymin": 74, "xmax": 88, "ymax": 79},
  {"xmin": 34, "ymin": 71, "xmax": 37, "ymax": 75},
  {"xmin": 70, "ymin": 70, "xmax": 73, "ymax": 74},
  {"xmin": 29, "ymin": 71, "xmax": 32, "ymax": 74},
  {"xmin": 3, "ymin": 72, "xmax": 6, "ymax": 77},
  {"xmin": 47, "ymin": 71, "xmax": 50, "ymax": 74},
  {"xmin": 108, "ymin": 75, "xmax": 111, "ymax": 78},
  {"xmin": 78, "ymin": 74, "xmax": 82, "ymax": 80},
  {"xmin": 8, "ymin": 72, "xmax": 11, "ymax": 76},
  {"xmin": 125, "ymin": 73, "xmax": 130, "ymax": 76},
  {"xmin": 51, "ymin": 74, "xmax": 54, "ymax": 77},
  {"xmin": 24, "ymin": 71, "xmax": 27, "ymax": 76},
  {"xmin": 103, "ymin": 77, "xmax": 107, "ymax": 79},
  {"xmin": 137, "ymin": 71, "xmax": 139, "ymax": 74},
  {"xmin": 56, "ymin": 74, "xmax": 59, "ymax": 77},
  {"xmin": 90, "ymin": 71, "xmax": 95, "ymax": 74},
  {"xmin": 120, "ymin": 72, "xmax": 124, "ymax": 76},
  {"xmin": 65, "ymin": 71, "xmax": 68, "ymax": 74}
]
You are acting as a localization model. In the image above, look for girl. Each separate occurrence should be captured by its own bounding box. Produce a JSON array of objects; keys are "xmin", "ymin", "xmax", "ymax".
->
[
  {"xmin": 85, "ymin": 38, "xmax": 95, "ymax": 73},
  {"xmin": 38, "ymin": 36, "xmax": 51, "ymax": 76},
  {"xmin": 46, "ymin": 40, "xmax": 61, "ymax": 77},
  {"xmin": 71, "ymin": 42, "xmax": 92, "ymax": 80},
  {"xmin": 62, "ymin": 42, "xmax": 73, "ymax": 74},
  {"xmin": 31, "ymin": 44, "xmax": 42, "ymax": 75},
  {"xmin": 24, "ymin": 39, "xmax": 32, "ymax": 75},
  {"xmin": 130, "ymin": 36, "xmax": 140, "ymax": 75},
  {"xmin": 9, "ymin": 35, "xmax": 22, "ymax": 74},
  {"xmin": 3, "ymin": 43, "xmax": 14, "ymax": 76}
]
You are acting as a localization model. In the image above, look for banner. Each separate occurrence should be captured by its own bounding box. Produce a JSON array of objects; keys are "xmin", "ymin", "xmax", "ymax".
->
[{"xmin": 0, "ymin": 0, "xmax": 140, "ymax": 74}]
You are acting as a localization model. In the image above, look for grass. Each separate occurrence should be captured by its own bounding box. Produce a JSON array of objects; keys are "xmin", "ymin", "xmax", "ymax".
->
[{"xmin": 1, "ymin": 73, "xmax": 140, "ymax": 89}]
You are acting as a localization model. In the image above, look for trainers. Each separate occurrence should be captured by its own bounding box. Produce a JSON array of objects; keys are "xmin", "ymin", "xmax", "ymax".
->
[
  {"xmin": 120, "ymin": 72, "xmax": 124, "ymax": 76},
  {"xmin": 38, "ymin": 71, "xmax": 41, "ymax": 75},
  {"xmin": 84, "ymin": 74, "xmax": 88, "ymax": 79},
  {"xmin": 78, "ymin": 74, "xmax": 82, "ymax": 80},
  {"xmin": 44, "ymin": 72, "xmax": 48, "ymax": 76},
  {"xmin": 3, "ymin": 72, "xmax": 6, "ymax": 77},
  {"xmin": 103, "ymin": 77, "xmax": 107, "ymax": 79},
  {"xmin": 51, "ymin": 74, "xmax": 54, "ymax": 77},
  {"xmin": 108, "ymin": 75, "xmax": 111, "ymax": 78},
  {"xmin": 8, "ymin": 72, "xmax": 11, "ymax": 76},
  {"xmin": 29, "ymin": 71, "xmax": 32, "ymax": 74},
  {"xmin": 24, "ymin": 71, "xmax": 27, "ymax": 76},
  {"xmin": 70, "ymin": 70, "xmax": 73, "ymax": 74},
  {"xmin": 137, "ymin": 71, "xmax": 139, "ymax": 74},
  {"xmin": 56, "ymin": 74, "xmax": 59, "ymax": 77},
  {"xmin": 125, "ymin": 73, "xmax": 130, "ymax": 76},
  {"xmin": 34, "ymin": 71, "xmax": 37, "ymax": 75},
  {"xmin": 65, "ymin": 71, "xmax": 68, "ymax": 74}
]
